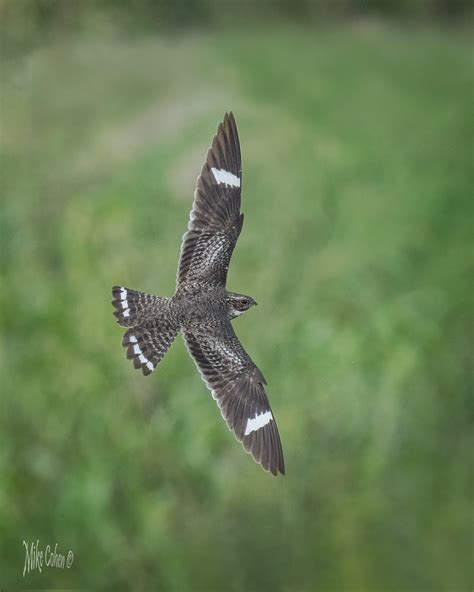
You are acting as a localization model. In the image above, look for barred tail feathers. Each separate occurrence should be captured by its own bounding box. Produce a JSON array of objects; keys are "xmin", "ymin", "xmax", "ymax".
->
[
  {"xmin": 111, "ymin": 286, "xmax": 179, "ymax": 375},
  {"xmin": 122, "ymin": 319, "xmax": 179, "ymax": 375},
  {"xmin": 112, "ymin": 285, "xmax": 166, "ymax": 327}
]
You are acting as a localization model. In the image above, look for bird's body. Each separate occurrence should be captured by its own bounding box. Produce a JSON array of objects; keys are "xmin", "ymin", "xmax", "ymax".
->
[
  {"xmin": 177, "ymin": 286, "xmax": 227, "ymax": 326},
  {"xmin": 112, "ymin": 113, "xmax": 285, "ymax": 475}
]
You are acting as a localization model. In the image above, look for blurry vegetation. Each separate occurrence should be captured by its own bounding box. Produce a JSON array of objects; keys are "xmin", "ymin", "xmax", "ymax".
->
[
  {"xmin": 1, "ymin": 0, "xmax": 473, "ymax": 53},
  {"xmin": 0, "ymin": 3, "xmax": 472, "ymax": 591}
]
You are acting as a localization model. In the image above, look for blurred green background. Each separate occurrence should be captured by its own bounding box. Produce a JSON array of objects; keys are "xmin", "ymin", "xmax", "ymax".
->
[{"xmin": 1, "ymin": 0, "xmax": 472, "ymax": 589}]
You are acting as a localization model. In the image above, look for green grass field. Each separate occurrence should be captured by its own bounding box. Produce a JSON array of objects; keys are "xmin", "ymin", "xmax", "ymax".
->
[{"xmin": 1, "ymin": 22, "xmax": 472, "ymax": 590}]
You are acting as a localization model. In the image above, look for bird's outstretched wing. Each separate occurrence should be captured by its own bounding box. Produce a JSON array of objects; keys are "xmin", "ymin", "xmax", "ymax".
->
[
  {"xmin": 184, "ymin": 321, "xmax": 285, "ymax": 476},
  {"xmin": 177, "ymin": 112, "xmax": 244, "ymax": 289}
]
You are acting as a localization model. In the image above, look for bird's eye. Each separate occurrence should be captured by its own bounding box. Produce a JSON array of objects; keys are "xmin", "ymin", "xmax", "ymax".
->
[{"xmin": 241, "ymin": 299, "xmax": 248, "ymax": 305}]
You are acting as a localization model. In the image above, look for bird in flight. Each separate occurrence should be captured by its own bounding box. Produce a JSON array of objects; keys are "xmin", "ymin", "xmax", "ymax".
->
[{"xmin": 112, "ymin": 113, "xmax": 285, "ymax": 475}]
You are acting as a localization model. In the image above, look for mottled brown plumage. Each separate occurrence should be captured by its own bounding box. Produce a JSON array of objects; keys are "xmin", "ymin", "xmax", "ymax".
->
[{"xmin": 112, "ymin": 113, "xmax": 285, "ymax": 475}]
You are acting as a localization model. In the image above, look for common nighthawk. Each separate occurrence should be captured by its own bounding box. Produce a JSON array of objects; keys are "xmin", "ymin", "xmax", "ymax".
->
[{"xmin": 112, "ymin": 113, "xmax": 285, "ymax": 475}]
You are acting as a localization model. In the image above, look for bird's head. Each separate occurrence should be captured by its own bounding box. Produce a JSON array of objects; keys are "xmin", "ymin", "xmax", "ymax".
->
[{"xmin": 226, "ymin": 292, "xmax": 258, "ymax": 319}]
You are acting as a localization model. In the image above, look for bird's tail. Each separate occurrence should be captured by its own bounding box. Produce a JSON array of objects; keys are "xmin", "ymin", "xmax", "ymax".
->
[
  {"xmin": 111, "ymin": 286, "xmax": 179, "ymax": 375},
  {"xmin": 112, "ymin": 285, "xmax": 165, "ymax": 327}
]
